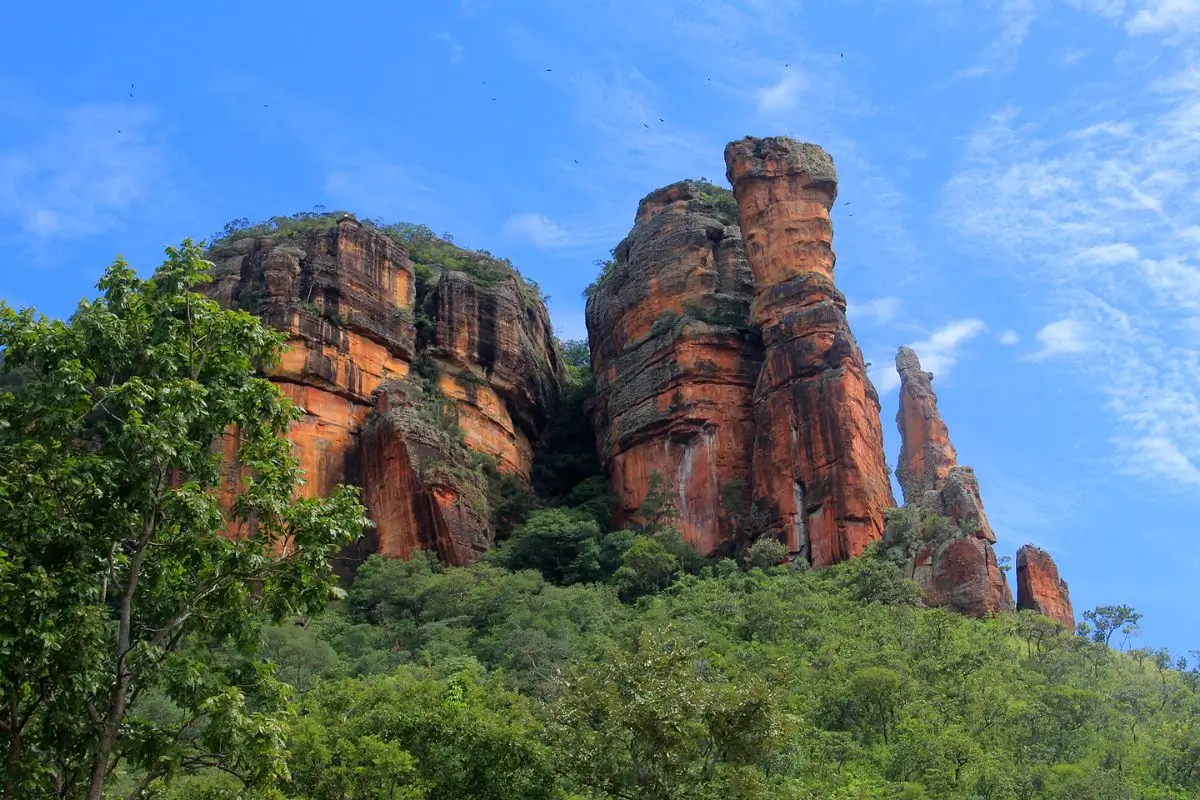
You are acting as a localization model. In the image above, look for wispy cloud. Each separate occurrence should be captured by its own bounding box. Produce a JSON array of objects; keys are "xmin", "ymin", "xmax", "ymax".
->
[
  {"xmin": 1027, "ymin": 318, "xmax": 1092, "ymax": 360},
  {"xmin": 0, "ymin": 102, "xmax": 166, "ymax": 242},
  {"xmin": 873, "ymin": 318, "xmax": 988, "ymax": 393},
  {"xmin": 999, "ymin": 329, "xmax": 1020, "ymax": 345},
  {"xmin": 1127, "ymin": 0, "xmax": 1200, "ymax": 36},
  {"xmin": 940, "ymin": 21, "xmax": 1200, "ymax": 488},
  {"xmin": 846, "ymin": 297, "xmax": 901, "ymax": 325},
  {"xmin": 436, "ymin": 32, "xmax": 466, "ymax": 63},
  {"xmin": 757, "ymin": 71, "xmax": 804, "ymax": 114},
  {"xmin": 953, "ymin": 0, "xmax": 1040, "ymax": 79},
  {"xmin": 502, "ymin": 213, "xmax": 573, "ymax": 248}
]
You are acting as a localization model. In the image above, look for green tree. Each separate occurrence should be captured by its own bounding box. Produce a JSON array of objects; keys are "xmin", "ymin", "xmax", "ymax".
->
[
  {"xmin": 613, "ymin": 537, "xmax": 679, "ymax": 602},
  {"xmin": 547, "ymin": 629, "xmax": 785, "ymax": 799},
  {"xmin": 745, "ymin": 538, "xmax": 789, "ymax": 571},
  {"xmin": 284, "ymin": 667, "xmax": 558, "ymax": 800},
  {"xmin": 0, "ymin": 242, "xmax": 368, "ymax": 799},
  {"xmin": 1082, "ymin": 605, "xmax": 1143, "ymax": 648}
]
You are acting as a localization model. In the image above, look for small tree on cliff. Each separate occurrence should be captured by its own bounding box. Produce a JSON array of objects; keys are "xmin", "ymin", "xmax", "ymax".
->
[{"xmin": 0, "ymin": 241, "xmax": 369, "ymax": 800}]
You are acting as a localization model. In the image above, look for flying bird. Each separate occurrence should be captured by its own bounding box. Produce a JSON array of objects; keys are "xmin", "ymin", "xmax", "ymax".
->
[
  {"xmin": 658, "ymin": 117, "xmax": 664, "ymax": 122},
  {"xmin": 643, "ymin": 123, "xmax": 649, "ymax": 128},
  {"xmin": 843, "ymin": 202, "xmax": 850, "ymax": 206},
  {"xmin": 546, "ymin": 68, "xmax": 552, "ymax": 72}
]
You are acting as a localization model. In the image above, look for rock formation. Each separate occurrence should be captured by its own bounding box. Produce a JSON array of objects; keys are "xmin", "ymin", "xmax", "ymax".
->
[
  {"xmin": 885, "ymin": 346, "xmax": 1014, "ymax": 616},
  {"xmin": 203, "ymin": 215, "xmax": 561, "ymax": 565},
  {"xmin": 586, "ymin": 180, "xmax": 761, "ymax": 556},
  {"xmin": 724, "ymin": 137, "xmax": 896, "ymax": 567},
  {"xmin": 1016, "ymin": 545, "xmax": 1075, "ymax": 630},
  {"xmin": 360, "ymin": 380, "xmax": 491, "ymax": 565}
]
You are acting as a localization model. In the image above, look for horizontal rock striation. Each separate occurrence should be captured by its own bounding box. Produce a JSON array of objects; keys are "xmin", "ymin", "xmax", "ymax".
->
[
  {"xmin": 586, "ymin": 180, "xmax": 760, "ymax": 556},
  {"xmin": 203, "ymin": 215, "xmax": 560, "ymax": 566},
  {"xmin": 724, "ymin": 137, "xmax": 896, "ymax": 567}
]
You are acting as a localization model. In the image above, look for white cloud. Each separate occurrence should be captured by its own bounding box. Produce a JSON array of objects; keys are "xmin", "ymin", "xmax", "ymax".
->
[
  {"xmin": 1076, "ymin": 242, "xmax": 1140, "ymax": 264},
  {"xmin": 502, "ymin": 213, "xmax": 572, "ymax": 248},
  {"xmin": 941, "ymin": 43, "xmax": 1200, "ymax": 489},
  {"xmin": 999, "ymin": 329, "xmax": 1020, "ymax": 345},
  {"xmin": 846, "ymin": 297, "xmax": 901, "ymax": 325},
  {"xmin": 1127, "ymin": 0, "xmax": 1200, "ymax": 36},
  {"xmin": 953, "ymin": 0, "xmax": 1040, "ymax": 79},
  {"xmin": 1027, "ymin": 318, "xmax": 1091, "ymax": 360},
  {"xmin": 874, "ymin": 318, "xmax": 988, "ymax": 393},
  {"xmin": 1066, "ymin": 0, "xmax": 1127, "ymax": 17},
  {"xmin": 0, "ymin": 102, "xmax": 166, "ymax": 241},
  {"xmin": 436, "ymin": 32, "xmax": 466, "ymax": 63},
  {"xmin": 757, "ymin": 71, "xmax": 804, "ymax": 114}
]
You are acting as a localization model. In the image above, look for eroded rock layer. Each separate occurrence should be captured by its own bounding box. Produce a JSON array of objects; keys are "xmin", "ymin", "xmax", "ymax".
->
[
  {"xmin": 724, "ymin": 137, "xmax": 896, "ymax": 567},
  {"xmin": 422, "ymin": 269, "xmax": 560, "ymax": 478},
  {"xmin": 586, "ymin": 181, "xmax": 760, "ymax": 556},
  {"xmin": 204, "ymin": 216, "xmax": 561, "ymax": 564},
  {"xmin": 887, "ymin": 346, "xmax": 1013, "ymax": 616},
  {"xmin": 1017, "ymin": 545, "xmax": 1075, "ymax": 630},
  {"xmin": 361, "ymin": 381, "xmax": 492, "ymax": 565}
]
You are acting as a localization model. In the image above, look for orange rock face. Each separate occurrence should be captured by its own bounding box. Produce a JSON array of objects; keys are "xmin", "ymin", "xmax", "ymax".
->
[
  {"xmin": 423, "ymin": 270, "xmax": 561, "ymax": 479},
  {"xmin": 360, "ymin": 381, "xmax": 492, "ymax": 566},
  {"xmin": 1017, "ymin": 545, "xmax": 1075, "ymax": 630},
  {"xmin": 587, "ymin": 181, "xmax": 759, "ymax": 556},
  {"xmin": 887, "ymin": 346, "xmax": 1013, "ymax": 616},
  {"xmin": 724, "ymin": 137, "xmax": 895, "ymax": 567},
  {"xmin": 204, "ymin": 216, "xmax": 561, "ymax": 566}
]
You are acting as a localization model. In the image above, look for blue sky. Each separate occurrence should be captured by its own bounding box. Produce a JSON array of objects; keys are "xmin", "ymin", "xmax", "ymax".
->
[{"xmin": 2, "ymin": 0, "xmax": 1198, "ymax": 655}]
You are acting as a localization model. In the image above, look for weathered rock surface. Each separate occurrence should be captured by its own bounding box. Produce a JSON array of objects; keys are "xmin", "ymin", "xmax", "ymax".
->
[
  {"xmin": 203, "ymin": 215, "xmax": 561, "ymax": 565},
  {"xmin": 724, "ymin": 137, "xmax": 896, "ymax": 567},
  {"xmin": 422, "ymin": 270, "xmax": 560, "ymax": 478},
  {"xmin": 1017, "ymin": 545, "xmax": 1075, "ymax": 630},
  {"xmin": 586, "ymin": 180, "xmax": 760, "ymax": 556},
  {"xmin": 361, "ymin": 380, "xmax": 492, "ymax": 565},
  {"xmin": 887, "ymin": 346, "xmax": 1013, "ymax": 616}
]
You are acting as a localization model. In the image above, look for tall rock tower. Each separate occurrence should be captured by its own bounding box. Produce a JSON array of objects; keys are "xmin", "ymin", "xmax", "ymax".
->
[{"xmin": 724, "ymin": 136, "xmax": 896, "ymax": 567}]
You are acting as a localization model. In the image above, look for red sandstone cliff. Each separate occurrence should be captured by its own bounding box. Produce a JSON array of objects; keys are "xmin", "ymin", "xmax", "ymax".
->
[
  {"xmin": 203, "ymin": 215, "xmax": 561, "ymax": 565},
  {"xmin": 724, "ymin": 137, "xmax": 896, "ymax": 567},
  {"xmin": 886, "ymin": 346, "xmax": 1014, "ymax": 616},
  {"xmin": 586, "ymin": 181, "xmax": 760, "ymax": 556},
  {"xmin": 1017, "ymin": 544, "xmax": 1075, "ymax": 630}
]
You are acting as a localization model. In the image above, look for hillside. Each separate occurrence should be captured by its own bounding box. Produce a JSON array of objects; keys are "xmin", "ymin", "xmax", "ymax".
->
[{"xmin": 2, "ymin": 137, "xmax": 1195, "ymax": 799}]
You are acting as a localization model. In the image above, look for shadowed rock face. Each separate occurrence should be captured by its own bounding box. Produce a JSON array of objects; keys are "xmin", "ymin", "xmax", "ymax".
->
[
  {"xmin": 888, "ymin": 346, "xmax": 1014, "ymax": 616},
  {"xmin": 422, "ymin": 270, "xmax": 560, "ymax": 479},
  {"xmin": 204, "ymin": 217, "xmax": 560, "ymax": 566},
  {"xmin": 724, "ymin": 137, "xmax": 896, "ymax": 567},
  {"xmin": 361, "ymin": 381, "xmax": 492, "ymax": 566},
  {"xmin": 1017, "ymin": 545, "xmax": 1075, "ymax": 630},
  {"xmin": 586, "ymin": 181, "xmax": 760, "ymax": 556}
]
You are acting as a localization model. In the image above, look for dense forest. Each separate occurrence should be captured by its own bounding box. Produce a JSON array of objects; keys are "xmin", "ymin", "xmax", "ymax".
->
[{"xmin": 2, "ymin": 245, "xmax": 1199, "ymax": 800}]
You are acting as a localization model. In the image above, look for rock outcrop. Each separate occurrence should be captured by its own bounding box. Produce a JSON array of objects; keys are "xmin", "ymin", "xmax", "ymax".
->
[
  {"xmin": 885, "ymin": 346, "xmax": 1014, "ymax": 616},
  {"xmin": 203, "ymin": 215, "xmax": 561, "ymax": 564},
  {"xmin": 1016, "ymin": 545, "xmax": 1075, "ymax": 630},
  {"xmin": 360, "ymin": 380, "xmax": 492, "ymax": 565},
  {"xmin": 724, "ymin": 137, "xmax": 896, "ymax": 567},
  {"xmin": 586, "ymin": 181, "xmax": 761, "ymax": 556},
  {"xmin": 421, "ymin": 270, "xmax": 560, "ymax": 479}
]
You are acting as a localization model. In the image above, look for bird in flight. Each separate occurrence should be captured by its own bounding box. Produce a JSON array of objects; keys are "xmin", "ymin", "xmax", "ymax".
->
[
  {"xmin": 643, "ymin": 123, "xmax": 649, "ymax": 128},
  {"xmin": 843, "ymin": 202, "xmax": 850, "ymax": 206},
  {"xmin": 659, "ymin": 117, "xmax": 664, "ymax": 122}
]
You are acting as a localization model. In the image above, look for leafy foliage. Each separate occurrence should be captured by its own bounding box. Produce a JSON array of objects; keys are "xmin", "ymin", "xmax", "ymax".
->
[{"xmin": 0, "ymin": 242, "xmax": 369, "ymax": 799}]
